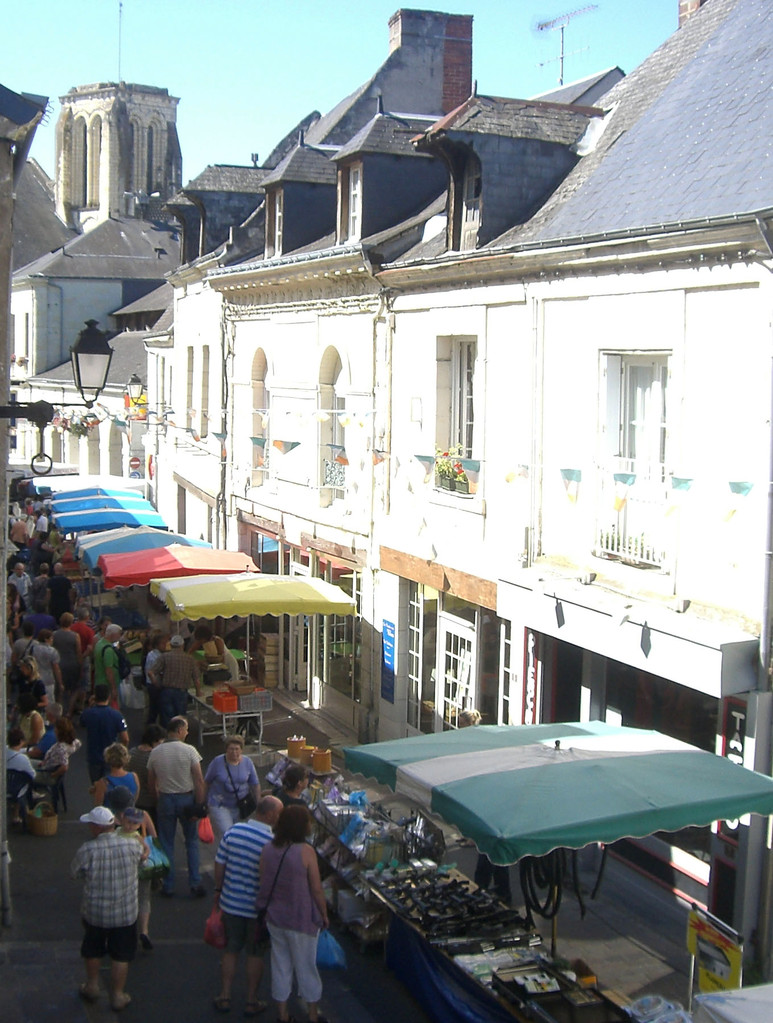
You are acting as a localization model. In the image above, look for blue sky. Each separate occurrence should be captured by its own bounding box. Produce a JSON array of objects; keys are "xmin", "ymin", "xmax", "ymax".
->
[{"xmin": 6, "ymin": 0, "xmax": 678, "ymax": 183}]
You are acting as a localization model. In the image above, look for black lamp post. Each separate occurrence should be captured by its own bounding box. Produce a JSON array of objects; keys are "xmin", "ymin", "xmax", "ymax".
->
[
  {"xmin": 70, "ymin": 319, "xmax": 114, "ymax": 408},
  {"xmin": 0, "ymin": 318, "xmax": 113, "ymax": 474}
]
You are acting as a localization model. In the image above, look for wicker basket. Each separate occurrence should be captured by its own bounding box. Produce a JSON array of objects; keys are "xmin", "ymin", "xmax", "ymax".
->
[
  {"xmin": 229, "ymin": 682, "xmax": 257, "ymax": 697},
  {"xmin": 26, "ymin": 802, "xmax": 58, "ymax": 837}
]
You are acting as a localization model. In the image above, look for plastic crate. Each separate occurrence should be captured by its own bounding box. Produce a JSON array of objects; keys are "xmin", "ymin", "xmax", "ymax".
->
[
  {"xmin": 239, "ymin": 689, "xmax": 273, "ymax": 712},
  {"xmin": 213, "ymin": 691, "xmax": 238, "ymax": 713}
]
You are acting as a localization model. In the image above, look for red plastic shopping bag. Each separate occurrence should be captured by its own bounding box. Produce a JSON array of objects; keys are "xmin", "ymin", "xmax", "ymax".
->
[
  {"xmin": 204, "ymin": 906, "xmax": 226, "ymax": 949},
  {"xmin": 198, "ymin": 815, "xmax": 214, "ymax": 843}
]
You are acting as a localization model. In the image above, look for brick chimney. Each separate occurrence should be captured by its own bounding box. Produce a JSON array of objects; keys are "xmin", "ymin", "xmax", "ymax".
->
[
  {"xmin": 678, "ymin": 0, "xmax": 709, "ymax": 27},
  {"xmin": 388, "ymin": 9, "xmax": 473, "ymax": 113}
]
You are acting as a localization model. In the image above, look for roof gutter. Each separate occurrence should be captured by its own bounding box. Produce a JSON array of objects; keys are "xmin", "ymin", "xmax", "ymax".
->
[{"xmin": 375, "ymin": 207, "xmax": 773, "ymax": 285}]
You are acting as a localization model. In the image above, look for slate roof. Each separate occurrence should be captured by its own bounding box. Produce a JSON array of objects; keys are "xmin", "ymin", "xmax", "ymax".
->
[
  {"xmin": 261, "ymin": 142, "xmax": 338, "ymax": 187},
  {"xmin": 183, "ymin": 165, "xmax": 269, "ymax": 193},
  {"xmin": 304, "ymin": 80, "xmax": 373, "ymax": 147},
  {"xmin": 501, "ymin": 0, "xmax": 771, "ymax": 247},
  {"xmin": 33, "ymin": 330, "xmax": 148, "ymax": 389},
  {"xmin": 532, "ymin": 68, "xmax": 625, "ymax": 107},
  {"xmin": 11, "ymin": 159, "xmax": 75, "ymax": 271},
  {"xmin": 112, "ymin": 282, "xmax": 172, "ymax": 317},
  {"xmin": 419, "ymin": 94, "xmax": 600, "ymax": 147},
  {"xmin": 13, "ymin": 216, "xmax": 181, "ymax": 280},
  {"xmin": 334, "ymin": 112, "xmax": 438, "ymax": 161}
]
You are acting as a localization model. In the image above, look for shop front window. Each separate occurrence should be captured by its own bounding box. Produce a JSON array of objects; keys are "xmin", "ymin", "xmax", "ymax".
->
[
  {"xmin": 407, "ymin": 582, "xmax": 438, "ymax": 733},
  {"xmin": 323, "ymin": 566, "xmax": 361, "ymax": 703}
]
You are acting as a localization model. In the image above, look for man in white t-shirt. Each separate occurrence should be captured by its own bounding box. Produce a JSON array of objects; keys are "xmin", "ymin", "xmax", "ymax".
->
[{"xmin": 147, "ymin": 716, "xmax": 206, "ymax": 897}]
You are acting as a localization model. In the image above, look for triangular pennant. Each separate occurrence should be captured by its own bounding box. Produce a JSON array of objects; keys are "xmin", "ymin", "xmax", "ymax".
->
[
  {"xmin": 273, "ymin": 439, "xmax": 300, "ymax": 454},
  {"xmin": 613, "ymin": 472, "xmax": 636, "ymax": 511},
  {"xmin": 372, "ymin": 449, "xmax": 387, "ymax": 466},
  {"xmin": 328, "ymin": 444, "xmax": 349, "ymax": 466},
  {"xmin": 414, "ymin": 454, "xmax": 435, "ymax": 483},
  {"xmin": 560, "ymin": 468, "xmax": 581, "ymax": 503},
  {"xmin": 460, "ymin": 458, "xmax": 481, "ymax": 494},
  {"xmin": 725, "ymin": 481, "xmax": 754, "ymax": 521},
  {"xmin": 665, "ymin": 476, "xmax": 693, "ymax": 516}
]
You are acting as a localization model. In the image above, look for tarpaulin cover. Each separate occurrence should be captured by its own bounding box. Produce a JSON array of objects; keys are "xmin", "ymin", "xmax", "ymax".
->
[
  {"xmin": 693, "ymin": 984, "xmax": 773, "ymax": 1023},
  {"xmin": 150, "ymin": 572, "xmax": 357, "ymax": 620},
  {"xmin": 77, "ymin": 526, "xmax": 209, "ymax": 572},
  {"xmin": 52, "ymin": 494, "xmax": 151, "ymax": 513},
  {"xmin": 344, "ymin": 721, "xmax": 773, "ymax": 865},
  {"xmin": 98, "ymin": 544, "xmax": 257, "ymax": 588},
  {"xmin": 52, "ymin": 503, "xmax": 167, "ymax": 533}
]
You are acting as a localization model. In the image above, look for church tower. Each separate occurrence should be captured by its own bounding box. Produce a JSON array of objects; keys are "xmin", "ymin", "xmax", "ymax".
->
[{"xmin": 55, "ymin": 82, "xmax": 182, "ymax": 229}]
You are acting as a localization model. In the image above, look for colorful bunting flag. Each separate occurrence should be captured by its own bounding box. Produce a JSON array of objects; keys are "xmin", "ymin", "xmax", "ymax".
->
[
  {"xmin": 250, "ymin": 437, "xmax": 267, "ymax": 467},
  {"xmin": 460, "ymin": 458, "xmax": 481, "ymax": 494},
  {"xmin": 328, "ymin": 444, "xmax": 349, "ymax": 466},
  {"xmin": 613, "ymin": 472, "xmax": 636, "ymax": 511},
  {"xmin": 665, "ymin": 477, "xmax": 693, "ymax": 516},
  {"xmin": 188, "ymin": 428, "xmax": 201, "ymax": 443},
  {"xmin": 372, "ymin": 450, "xmax": 387, "ymax": 466},
  {"xmin": 414, "ymin": 455, "xmax": 435, "ymax": 483},
  {"xmin": 273, "ymin": 440, "xmax": 300, "ymax": 454},
  {"xmin": 560, "ymin": 468, "xmax": 581, "ymax": 503},
  {"xmin": 725, "ymin": 481, "xmax": 754, "ymax": 521}
]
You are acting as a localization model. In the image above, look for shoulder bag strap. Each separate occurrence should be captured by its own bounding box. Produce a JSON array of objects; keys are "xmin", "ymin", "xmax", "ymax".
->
[
  {"xmin": 224, "ymin": 759, "xmax": 243, "ymax": 800},
  {"xmin": 263, "ymin": 845, "xmax": 291, "ymax": 911}
]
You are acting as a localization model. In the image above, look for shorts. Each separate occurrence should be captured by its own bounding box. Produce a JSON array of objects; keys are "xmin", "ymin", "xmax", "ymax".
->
[
  {"xmin": 81, "ymin": 919, "xmax": 137, "ymax": 962},
  {"xmin": 222, "ymin": 912, "xmax": 263, "ymax": 956}
]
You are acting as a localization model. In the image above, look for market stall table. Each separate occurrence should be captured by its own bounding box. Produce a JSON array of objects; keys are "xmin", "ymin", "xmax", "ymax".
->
[{"xmin": 189, "ymin": 686, "xmax": 272, "ymax": 751}]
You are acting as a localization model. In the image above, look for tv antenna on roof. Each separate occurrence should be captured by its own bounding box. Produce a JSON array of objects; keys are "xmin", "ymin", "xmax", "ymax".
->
[{"xmin": 536, "ymin": 4, "xmax": 598, "ymax": 86}]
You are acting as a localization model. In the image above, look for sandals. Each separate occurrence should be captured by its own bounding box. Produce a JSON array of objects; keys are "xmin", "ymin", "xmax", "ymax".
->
[
  {"xmin": 243, "ymin": 1001, "xmax": 267, "ymax": 1017},
  {"xmin": 78, "ymin": 983, "xmax": 99, "ymax": 1002},
  {"xmin": 111, "ymin": 992, "xmax": 132, "ymax": 1011},
  {"xmin": 213, "ymin": 996, "xmax": 232, "ymax": 1013}
]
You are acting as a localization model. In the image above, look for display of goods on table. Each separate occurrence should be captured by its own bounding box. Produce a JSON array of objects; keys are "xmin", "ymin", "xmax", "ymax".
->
[
  {"xmin": 368, "ymin": 865, "xmax": 527, "ymax": 940},
  {"xmin": 492, "ymin": 959, "xmax": 630, "ymax": 1023}
]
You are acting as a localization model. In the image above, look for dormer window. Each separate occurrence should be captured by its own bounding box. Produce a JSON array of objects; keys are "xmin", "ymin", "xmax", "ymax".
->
[
  {"xmin": 338, "ymin": 163, "xmax": 362, "ymax": 243},
  {"xmin": 460, "ymin": 151, "xmax": 481, "ymax": 250},
  {"xmin": 265, "ymin": 188, "xmax": 284, "ymax": 257}
]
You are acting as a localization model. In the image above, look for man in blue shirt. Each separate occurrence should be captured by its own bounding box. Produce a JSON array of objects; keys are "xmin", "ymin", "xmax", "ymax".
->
[
  {"xmin": 211, "ymin": 795, "xmax": 282, "ymax": 1015},
  {"xmin": 80, "ymin": 684, "xmax": 128, "ymax": 782}
]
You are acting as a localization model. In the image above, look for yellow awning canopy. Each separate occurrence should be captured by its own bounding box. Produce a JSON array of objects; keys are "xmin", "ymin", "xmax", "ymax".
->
[{"xmin": 150, "ymin": 572, "xmax": 356, "ymax": 621}]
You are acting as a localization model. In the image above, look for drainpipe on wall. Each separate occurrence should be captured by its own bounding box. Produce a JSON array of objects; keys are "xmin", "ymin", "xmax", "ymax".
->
[{"xmin": 755, "ymin": 318, "xmax": 773, "ymax": 980}]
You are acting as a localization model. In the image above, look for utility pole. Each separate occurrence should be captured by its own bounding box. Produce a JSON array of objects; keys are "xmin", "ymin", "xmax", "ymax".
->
[{"xmin": 537, "ymin": 5, "xmax": 598, "ymax": 86}]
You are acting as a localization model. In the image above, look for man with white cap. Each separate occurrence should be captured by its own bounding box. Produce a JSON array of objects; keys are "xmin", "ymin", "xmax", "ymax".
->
[{"xmin": 71, "ymin": 805, "xmax": 147, "ymax": 1011}]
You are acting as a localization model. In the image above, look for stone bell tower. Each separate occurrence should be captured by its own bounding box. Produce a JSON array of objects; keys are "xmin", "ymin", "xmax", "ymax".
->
[{"xmin": 55, "ymin": 82, "xmax": 182, "ymax": 229}]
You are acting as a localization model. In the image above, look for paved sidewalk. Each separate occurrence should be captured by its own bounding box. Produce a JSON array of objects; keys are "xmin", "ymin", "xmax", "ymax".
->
[{"xmin": 1, "ymin": 689, "xmax": 694, "ymax": 1021}]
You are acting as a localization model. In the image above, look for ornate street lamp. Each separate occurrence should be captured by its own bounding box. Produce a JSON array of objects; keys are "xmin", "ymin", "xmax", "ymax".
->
[
  {"xmin": 0, "ymin": 319, "xmax": 114, "ymax": 475},
  {"xmin": 127, "ymin": 373, "xmax": 144, "ymax": 403},
  {"xmin": 70, "ymin": 319, "xmax": 114, "ymax": 408}
]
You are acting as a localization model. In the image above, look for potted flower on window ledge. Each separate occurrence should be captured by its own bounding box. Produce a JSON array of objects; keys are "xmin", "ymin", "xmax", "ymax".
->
[{"xmin": 435, "ymin": 447, "xmax": 469, "ymax": 493}]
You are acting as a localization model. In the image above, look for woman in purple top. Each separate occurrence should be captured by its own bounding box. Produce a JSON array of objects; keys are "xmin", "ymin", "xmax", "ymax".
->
[
  {"xmin": 257, "ymin": 805, "xmax": 329, "ymax": 1023},
  {"xmin": 203, "ymin": 735, "xmax": 259, "ymax": 844}
]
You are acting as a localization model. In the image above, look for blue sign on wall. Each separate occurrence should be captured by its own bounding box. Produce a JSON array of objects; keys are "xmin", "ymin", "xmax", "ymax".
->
[{"xmin": 381, "ymin": 619, "xmax": 395, "ymax": 704}]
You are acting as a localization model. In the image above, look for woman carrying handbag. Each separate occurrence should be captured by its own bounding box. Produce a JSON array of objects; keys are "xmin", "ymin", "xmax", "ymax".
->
[{"xmin": 256, "ymin": 805, "xmax": 330, "ymax": 1023}]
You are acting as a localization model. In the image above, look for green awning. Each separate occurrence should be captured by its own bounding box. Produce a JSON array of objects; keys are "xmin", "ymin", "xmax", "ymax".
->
[{"xmin": 344, "ymin": 722, "xmax": 773, "ymax": 865}]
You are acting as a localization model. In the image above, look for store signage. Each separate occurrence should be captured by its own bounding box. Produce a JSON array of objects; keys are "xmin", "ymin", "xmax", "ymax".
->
[
  {"xmin": 720, "ymin": 697, "xmax": 747, "ymax": 839},
  {"xmin": 523, "ymin": 629, "xmax": 541, "ymax": 724},
  {"xmin": 687, "ymin": 908, "xmax": 742, "ymax": 994},
  {"xmin": 381, "ymin": 619, "xmax": 395, "ymax": 704}
]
